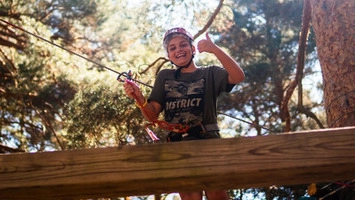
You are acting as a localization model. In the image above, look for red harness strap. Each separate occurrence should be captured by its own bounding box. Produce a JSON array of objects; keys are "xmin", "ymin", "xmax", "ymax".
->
[{"xmin": 125, "ymin": 79, "xmax": 189, "ymax": 141}]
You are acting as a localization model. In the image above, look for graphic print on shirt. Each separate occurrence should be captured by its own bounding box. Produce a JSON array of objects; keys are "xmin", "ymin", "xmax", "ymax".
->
[{"xmin": 164, "ymin": 79, "xmax": 205, "ymax": 126}]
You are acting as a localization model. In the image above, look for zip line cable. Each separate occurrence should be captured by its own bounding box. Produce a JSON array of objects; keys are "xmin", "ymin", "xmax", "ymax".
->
[
  {"xmin": 217, "ymin": 112, "xmax": 272, "ymax": 133},
  {"xmin": 0, "ymin": 18, "xmax": 153, "ymax": 88}
]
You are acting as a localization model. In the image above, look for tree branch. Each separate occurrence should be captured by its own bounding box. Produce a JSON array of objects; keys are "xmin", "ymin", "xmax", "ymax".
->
[
  {"xmin": 281, "ymin": 0, "xmax": 323, "ymax": 131},
  {"xmin": 0, "ymin": 145, "xmax": 25, "ymax": 153},
  {"xmin": 140, "ymin": 57, "xmax": 170, "ymax": 76},
  {"xmin": 194, "ymin": 0, "xmax": 224, "ymax": 39}
]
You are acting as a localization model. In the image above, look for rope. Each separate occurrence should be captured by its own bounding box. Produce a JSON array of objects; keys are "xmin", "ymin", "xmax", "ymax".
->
[
  {"xmin": 124, "ymin": 79, "xmax": 189, "ymax": 141},
  {"xmin": 319, "ymin": 179, "xmax": 355, "ymax": 200},
  {"xmin": 217, "ymin": 112, "xmax": 272, "ymax": 133}
]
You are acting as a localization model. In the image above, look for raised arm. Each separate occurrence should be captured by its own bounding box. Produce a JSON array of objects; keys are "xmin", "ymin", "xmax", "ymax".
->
[{"xmin": 197, "ymin": 32, "xmax": 245, "ymax": 84}]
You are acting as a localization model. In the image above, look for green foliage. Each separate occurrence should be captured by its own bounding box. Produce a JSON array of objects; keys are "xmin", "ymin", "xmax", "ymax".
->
[
  {"xmin": 1, "ymin": 0, "xmax": 106, "ymax": 151},
  {"xmin": 61, "ymin": 80, "xmax": 166, "ymax": 149},
  {"xmin": 215, "ymin": 0, "xmax": 324, "ymax": 136},
  {"xmin": 63, "ymin": 84, "xmax": 130, "ymax": 148},
  {"xmin": 0, "ymin": 48, "xmax": 76, "ymax": 151}
]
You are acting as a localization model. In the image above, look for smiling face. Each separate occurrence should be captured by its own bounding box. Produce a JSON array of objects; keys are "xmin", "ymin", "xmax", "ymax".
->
[{"xmin": 167, "ymin": 36, "xmax": 195, "ymax": 67}]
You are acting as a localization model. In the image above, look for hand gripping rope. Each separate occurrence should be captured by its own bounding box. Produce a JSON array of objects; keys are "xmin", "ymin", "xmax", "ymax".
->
[{"xmin": 118, "ymin": 71, "xmax": 189, "ymax": 142}]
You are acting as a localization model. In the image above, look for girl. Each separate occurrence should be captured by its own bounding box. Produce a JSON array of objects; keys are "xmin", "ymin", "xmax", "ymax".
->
[{"xmin": 123, "ymin": 27, "xmax": 244, "ymax": 200}]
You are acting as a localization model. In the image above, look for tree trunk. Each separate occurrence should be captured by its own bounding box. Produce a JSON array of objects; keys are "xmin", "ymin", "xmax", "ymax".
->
[
  {"xmin": 310, "ymin": 0, "xmax": 355, "ymax": 127},
  {"xmin": 310, "ymin": 0, "xmax": 355, "ymax": 199}
]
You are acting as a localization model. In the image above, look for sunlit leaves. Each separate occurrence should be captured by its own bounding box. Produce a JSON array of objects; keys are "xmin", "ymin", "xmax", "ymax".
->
[{"xmin": 216, "ymin": 0, "xmax": 324, "ymax": 136}]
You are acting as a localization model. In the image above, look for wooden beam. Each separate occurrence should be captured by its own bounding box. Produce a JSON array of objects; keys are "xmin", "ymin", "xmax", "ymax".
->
[{"xmin": 1, "ymin": 127, "xmax": 355, "ymax": 199}]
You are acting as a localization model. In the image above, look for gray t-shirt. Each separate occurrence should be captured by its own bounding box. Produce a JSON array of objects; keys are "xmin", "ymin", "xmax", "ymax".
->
[{"xmin": 148, "ymin": 66, "xmax": 235, "ymax": 127}]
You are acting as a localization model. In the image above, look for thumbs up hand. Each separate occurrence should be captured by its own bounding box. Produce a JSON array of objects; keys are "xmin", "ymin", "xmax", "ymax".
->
[{"xmin": 197, "ymin": 32, "xmax": 218, "ymax": 54}]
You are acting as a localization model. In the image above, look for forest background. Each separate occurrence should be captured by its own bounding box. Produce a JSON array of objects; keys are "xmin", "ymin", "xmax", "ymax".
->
[{"xmin": 0, "ymin": 0, "xmax": 347, "ymax": 199}]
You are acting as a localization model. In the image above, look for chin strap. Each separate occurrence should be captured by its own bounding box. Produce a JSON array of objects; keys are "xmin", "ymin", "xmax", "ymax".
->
[{"xmin": 172, "ymin": 55, "xmax": 194, "ymax": 79}]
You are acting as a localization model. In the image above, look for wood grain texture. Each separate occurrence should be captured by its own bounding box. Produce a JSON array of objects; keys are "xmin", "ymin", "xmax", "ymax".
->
[{"xmin": 1, "ymin": 127, "xmax": 355, "ymax": 199}]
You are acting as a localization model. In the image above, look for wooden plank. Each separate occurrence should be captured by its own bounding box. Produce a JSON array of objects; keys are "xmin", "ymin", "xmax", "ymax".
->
[{"xmin": 1, "ymin": 127, "xmax": 355, "ymax": 200}]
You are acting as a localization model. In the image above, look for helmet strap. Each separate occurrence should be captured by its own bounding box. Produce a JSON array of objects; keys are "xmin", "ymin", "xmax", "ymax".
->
[{"xmin": 173, "ymin": 55, "xmax": 194, "ymax": 79}]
